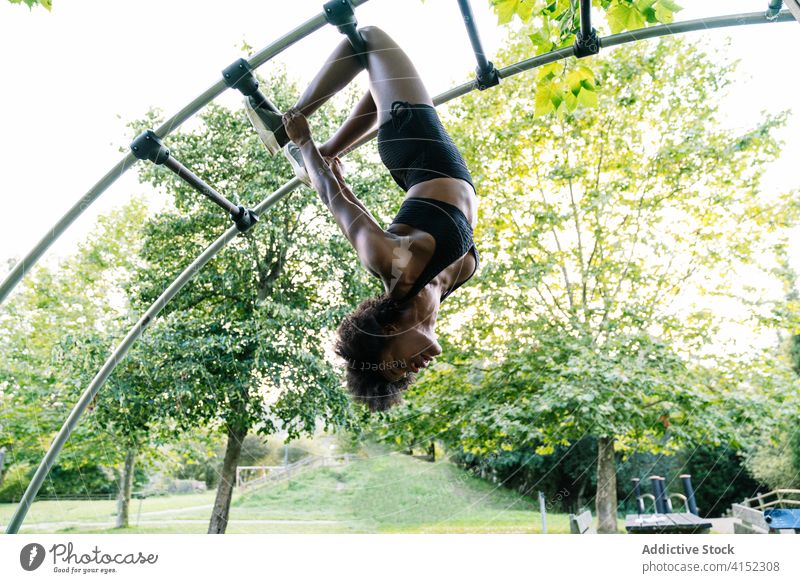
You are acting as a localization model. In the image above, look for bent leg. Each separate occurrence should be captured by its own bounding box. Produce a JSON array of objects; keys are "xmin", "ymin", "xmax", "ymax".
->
[
  {"xmin": 320, "ymin": 90, "xmax": 377, "ymax": 157},
  {"xmin": 294, "ymin": 26, "xmax": 432, "ymax": 128},
  {"xmin": 293, "ymin": 37, "xmax": 365, "ymax": 118},
  {"xmin": 358, "ymin": 26, "xmax": 433, "ymax": 125}
]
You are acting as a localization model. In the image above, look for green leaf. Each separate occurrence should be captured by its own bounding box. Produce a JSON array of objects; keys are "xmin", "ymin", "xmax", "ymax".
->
[
  {"xmin": 654, "ymin": 0, "xmax": 681, "ymax": 24},
  {"xmin": 566, "ymin": 66, "xmax": 595, "ymax": 96},
  {"xmin": 492, "ymin": 0, "xmax": 516, "ymax": 24},
  {"xmin": 535, "ymin": 81, "xmax": 564, "ymax": 116},
  {"xmin": 607, "ymin": 1, "xmax": 646, "ymax": 33},
  {"xmin": 659, "ymin": 0, "xmax": 683, "ymax": 12},
  {"xmin": 536, "ymin": 61, "xmax": 562, "ymax": 82},
  {"xmin": 576, "ymin": 86, "xmax": 599, "ymax": 108}
]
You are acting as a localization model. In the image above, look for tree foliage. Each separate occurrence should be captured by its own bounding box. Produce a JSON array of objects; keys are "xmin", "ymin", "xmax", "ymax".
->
[
  {"xmin": 373, "ymin": 37, "xmax": 799, "ymax": 526},
  {"xmin": 489, "ymin": 0, "xmax": 683, "ymax": 115},
  {"xmin": 7, "ymin": 0, "xmax": 51, "ymax": 10},
  {"xmin": 0, "ymin": 201, "xmax": 147, "ymax": 496}
]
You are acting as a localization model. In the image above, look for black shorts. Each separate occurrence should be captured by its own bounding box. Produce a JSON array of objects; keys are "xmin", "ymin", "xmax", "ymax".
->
[{"xmin": 377, "ymin": 101, "xmax": 475, "ymax": 193}]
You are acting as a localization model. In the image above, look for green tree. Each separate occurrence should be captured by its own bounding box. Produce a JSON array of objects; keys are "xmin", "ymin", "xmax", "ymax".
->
[
  {"xmin": 58, "ymin": 329, "xmax": 168, "ymax": 527},
  {"xmin": 741, "ymin": 252, "xmax": 800, "ymax": 491},
  {"xmin": 0, "ymin": 201, "xmax": 147, "ymax": 503},
  {"xmin": 126, "ymin": 70, "xmax": 395, "ymax": 533},
  {"xmin": 376, "ymin": 37, "xmax": 799, "ymax": 532}
]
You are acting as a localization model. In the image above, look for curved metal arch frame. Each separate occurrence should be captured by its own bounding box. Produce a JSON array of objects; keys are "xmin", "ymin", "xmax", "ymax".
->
[
  {"xmin": 0, "ymin": 0, "xmax": 372, "ymax": 307},
  {"xmin": 4, "ymin": 9, "xmax": 797, "ymax": 534}
]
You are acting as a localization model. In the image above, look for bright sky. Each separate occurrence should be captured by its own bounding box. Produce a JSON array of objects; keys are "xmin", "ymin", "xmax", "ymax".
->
[{"xmin": 0, "ymin": 0, "xmax": 798, "ymax": 280}]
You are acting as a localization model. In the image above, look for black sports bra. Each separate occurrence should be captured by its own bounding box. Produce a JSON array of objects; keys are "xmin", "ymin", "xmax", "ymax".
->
[{"xmin": 387, "ymin": 197, "xmax": 479, "ymax": 303}]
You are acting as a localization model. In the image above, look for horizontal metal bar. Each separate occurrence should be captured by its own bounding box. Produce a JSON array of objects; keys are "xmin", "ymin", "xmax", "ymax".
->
[
  {"xmin": 498, "ymin": 10, "xmax": 796, "ymax": 80},
  {"xmin": 0, "ymin": 0, "xmax": 372, "ymax": 307},
  {"xmin": 163, "ymin": 157, "xmax": 240, "ymax": 216},
  {"xmin": 580, "ymin": 0, "xmax": 593, "ymax": 38}
]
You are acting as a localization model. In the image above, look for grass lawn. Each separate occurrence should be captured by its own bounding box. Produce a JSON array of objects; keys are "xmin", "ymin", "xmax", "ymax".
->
[{"xmin": 1, "ymin": 450, "xmax": 578, "ymax": 534}]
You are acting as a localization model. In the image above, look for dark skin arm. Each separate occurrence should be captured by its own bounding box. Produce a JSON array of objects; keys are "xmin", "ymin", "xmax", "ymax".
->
[{"xmin": 283, "ymin": 109, "xmax": 393, "ymax": 277}]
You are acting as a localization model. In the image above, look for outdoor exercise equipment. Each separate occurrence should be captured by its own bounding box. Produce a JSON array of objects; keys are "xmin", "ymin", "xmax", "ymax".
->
[
  {"xmin": 130, "ymin": 130, "xmax": 259, "ymax": 233},
  {"xmin": 773, "ymin": 0, "xmax": 800, "ymax": 21},
  {"xmin": 3, "ymin": 1, "xmax": 798, "ymax": 534},
  {"xmin": 457, "ymin": 0, "xmax": 499, "ymax": 90},
  {"xmin": 632, "ymin": 474, "xmax": 699, "ymax": 515},
  {"xmin": 625, "ymin": 475, "xmax": 710, "ymax": 533},
  {"xmin": 0, "ymin": 0, "xmax": 370, "ymax": 307},
  {"xmin": 574, "ymin": 0, "xmax": 601, "ymax": 59},
  {"xmin": 324, "ymin": 0, "xmax": 368, "ymax": 66}
]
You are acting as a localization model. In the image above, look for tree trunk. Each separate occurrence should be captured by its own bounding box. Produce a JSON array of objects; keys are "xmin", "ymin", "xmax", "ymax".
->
[
  {"xmin": 427, "ymin": 441, "xmax": 436, "ymax": 462},
  {"xmin": 0, "ymin": 447, "xmax": 6, "ymax": 487},
  {"xmin": 595, "ymin": 436, "xmax": 618, "ymax": 533},
  {"xmin": 208, "ymin": 424, "xmax": 248, "ymax": 534},
  {"xmin": 115, "ymin": 447, "xmax": 136, "ymax": 529}
]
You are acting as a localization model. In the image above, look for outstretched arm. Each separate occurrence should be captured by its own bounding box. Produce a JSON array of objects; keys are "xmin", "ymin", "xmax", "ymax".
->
[{"xmin": 283, "ymin": 109, "xmax": 391, "ymax": 276}]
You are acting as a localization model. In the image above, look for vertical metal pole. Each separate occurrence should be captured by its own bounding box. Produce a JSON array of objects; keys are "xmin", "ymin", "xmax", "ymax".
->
[
  {"xmin": 0, "ymin": 447, "xmax": 6, "ymax": 487},
  {"xmin": 456, "ymin": 0, "xmax": 491, "ymax": 73},
  {"xmin": 655, "ymin": 477, "xmax": 671, "ymax": 513},
  {"xmin": 136, "ymin": 495, "xmax": 144, "ymax": 527},
  {"xmin": 767, "ymin": 0, "xmax": 783, "ymax": 19},
  {"xmin": 538, "ymin": 491, "xmax": 547, "ymax": 533},
  {"xmin": 650, "ymin": 475, "xmax": 665, "ymax": 514},
  {"xmin": 661, "ymin": 478, "xmax": 674, "ymax": 513},
  {"xmin": 632, "ymin": 478, "xmax": 645, "ymax": 514},
  {"xmin": 580, "ymin": 0, "xmax": 593, "ymax": 37},
  {"xmin": 574, "ymin": 0, "xmax": 600, "ymax": 58},
  {"xmin": 455, "ymin": 0, "xmax": 499, "ymax": 89},
  {"xmin": 680, "ymin": 474, "xmax": 699, "ymax": 515}
]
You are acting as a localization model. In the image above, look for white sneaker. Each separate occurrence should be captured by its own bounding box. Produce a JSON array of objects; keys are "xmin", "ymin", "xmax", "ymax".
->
[
  {"xmin": 243, "ymin": 95, "xmax": 288, "ymax": 156},
  {"xmin": 283, "ymin": 142, "xmax": 311, "ymax": 187}
]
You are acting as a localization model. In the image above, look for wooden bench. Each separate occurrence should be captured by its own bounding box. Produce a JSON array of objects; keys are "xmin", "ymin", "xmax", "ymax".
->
[{"xmin": 569, "ymin": 510, "xmax": 596, "ymax": 534}]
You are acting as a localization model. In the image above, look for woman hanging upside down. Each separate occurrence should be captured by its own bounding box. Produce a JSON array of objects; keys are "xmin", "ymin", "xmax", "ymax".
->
[{"xmin": 244, "ymin": 26, "xmax": 479, "ymax": 412}]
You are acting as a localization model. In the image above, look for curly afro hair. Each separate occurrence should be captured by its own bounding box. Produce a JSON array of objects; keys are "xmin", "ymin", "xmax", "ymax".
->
[{"xmin": 334, "ymin": 294, "xmax": 418, "ymax": 412}]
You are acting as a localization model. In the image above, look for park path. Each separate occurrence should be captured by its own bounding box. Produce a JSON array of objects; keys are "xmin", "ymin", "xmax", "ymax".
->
[{"xmin": 137, "ymin": 502, "xmax": 213, "ymax": 516}]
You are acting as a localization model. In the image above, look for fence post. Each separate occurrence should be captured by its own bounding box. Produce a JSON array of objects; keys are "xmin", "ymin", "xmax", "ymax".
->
[
  {"xmin": 0, "ymin": 447, "xmax": 6, "ymax": 487},
  {"xmin": 538, "ymin": 491, "xmax": 547, "ymax": 534}
]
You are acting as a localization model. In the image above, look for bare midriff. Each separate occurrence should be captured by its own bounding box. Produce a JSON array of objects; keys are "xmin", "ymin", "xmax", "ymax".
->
[{"xmin": 404, "ymin": 177, "xmax": 478, "ymax": 229}]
